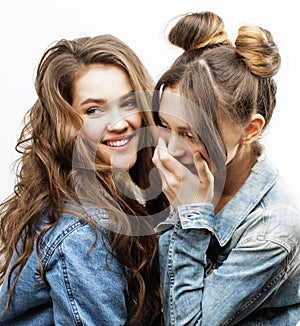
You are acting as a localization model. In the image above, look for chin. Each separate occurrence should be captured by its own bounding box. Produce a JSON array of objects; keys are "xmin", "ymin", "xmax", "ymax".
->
[{"xmin": 110, "ymin": 155, "xmax": 137, "ymax": 171}]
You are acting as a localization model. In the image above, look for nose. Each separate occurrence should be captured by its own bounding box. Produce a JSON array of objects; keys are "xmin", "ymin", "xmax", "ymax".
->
[
  {"xmin": 107, "ymin": 118, "xmax": 129, "ymax": 132},
  {"xmin": 167, "ymin": 133, "xmax": 187, "ymax": 159},
  {"xmin": 107, "ymin": 108, "xmax": 129, "ymax": 132}
]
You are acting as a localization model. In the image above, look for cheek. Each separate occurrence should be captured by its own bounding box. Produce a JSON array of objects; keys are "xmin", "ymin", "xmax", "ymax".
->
[
  {"xmin": 81, "ymin": 118, "xmax": 105, "ymax": 143},
  {"xmin": 128, "ymin": 112, "xmax": 143, "ymax": 130},
  {"xmin": 158, "ymin": 127, "xmax": 171, "ymax": 143},
  {"xmin": 191, "ymin": 141, "xmax": 207, "ymax": 156}
]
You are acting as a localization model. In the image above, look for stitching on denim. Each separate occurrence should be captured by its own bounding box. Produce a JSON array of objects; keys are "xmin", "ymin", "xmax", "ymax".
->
[
  {"xmin": 41, "ymin": 220, "xmax": 87, "ymax": 267},
  {"xmin": 168, "ymin": 221, "xmax": 179, "ymax": 326},
  {"xmin": 239, "ymin": 235, "xmax": 292, "ymax": 255},
  {"xmin": 223, "ymin": 269, "xmax": 286, "ymax": 325},
  {"xmin": 59, "ymin": 245, "xmax": 83, "ymax": 326}
]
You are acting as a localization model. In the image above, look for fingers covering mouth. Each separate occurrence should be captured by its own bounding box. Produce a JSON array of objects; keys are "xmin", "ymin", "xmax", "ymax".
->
[{"xmin": 183, "ymin": 163, "xmax": 198, "ymax": 175}]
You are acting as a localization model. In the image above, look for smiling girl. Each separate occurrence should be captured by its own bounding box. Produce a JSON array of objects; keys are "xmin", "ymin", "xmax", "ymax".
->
[{"xmin": 0, "ymin": 35, "xmax": 167, "ymax": 325}]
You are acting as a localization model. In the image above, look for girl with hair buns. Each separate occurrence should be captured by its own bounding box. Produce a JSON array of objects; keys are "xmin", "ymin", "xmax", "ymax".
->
[
  {"xmin": 153, "ymin": 11, "xmax": 300, "ymax": 325},
  {"xmin": 0, "ymin": 34, "xmax": 167, "ymax": 325}
]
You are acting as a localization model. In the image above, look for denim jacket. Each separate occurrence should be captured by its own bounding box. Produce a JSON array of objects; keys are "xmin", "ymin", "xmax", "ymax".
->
[
  {"xmin": 0, "ymin": 205, "xmax": 135, "ymax": 325},
  {"xmin": 157, "ymin": 156, "xmax": 300, "ymax": 325}
]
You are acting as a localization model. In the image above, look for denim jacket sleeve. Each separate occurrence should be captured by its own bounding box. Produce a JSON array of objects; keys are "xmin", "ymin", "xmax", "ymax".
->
[
  {"xmin": 44, "ymin": 223, "xmax": 128, "ymax": 325},
  {"xmin": 159, "ymin": 203, "xmax": 290, "ymax": 326}
]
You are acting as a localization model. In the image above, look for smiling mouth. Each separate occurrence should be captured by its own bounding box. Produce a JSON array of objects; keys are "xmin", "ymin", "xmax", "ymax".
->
[{"xmin": 103, "ymin": 134, "xmax": 134, "ymax": 148}]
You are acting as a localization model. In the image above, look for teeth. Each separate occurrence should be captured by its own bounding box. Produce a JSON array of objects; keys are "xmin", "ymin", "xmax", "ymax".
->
[{"xmin": 106, "ymin": 138, "xmax": 129, "ymax": 147}]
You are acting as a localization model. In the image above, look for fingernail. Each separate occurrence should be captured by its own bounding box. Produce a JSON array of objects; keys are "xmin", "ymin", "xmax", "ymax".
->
[
  {"xmin": 194, "ymin": 152, "xmax": 201, "ymax": 160},
  {"xmin": 158, "ymin": 137, "xmax": 165, "ymax": 147}
]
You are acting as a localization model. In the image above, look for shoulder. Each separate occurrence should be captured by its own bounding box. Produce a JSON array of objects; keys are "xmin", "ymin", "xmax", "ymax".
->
[
  {"xmin": 38, "ymin": 204, "xmax": 111, "ymax": 267},
  {"xmin": 263, "ymin": 175, "xmax": 300, "ymax": 235},
  {"xmin": 251, "ymin": 155, "xmax": 300, "ymax": 224},
  {"xmin": 243, "ymin": 166, "xmax": 300, "ymax": 255},
  {"xmin": 262, "ymin": 167, "xmax": 300, "ymax": 221}
]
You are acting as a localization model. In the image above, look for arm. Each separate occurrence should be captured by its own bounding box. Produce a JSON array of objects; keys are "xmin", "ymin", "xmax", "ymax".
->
[
  {"xmin": 160, "ymin": 204, "xmax": 289, "ymax": 326},
  {"xmin": 46, "ymin": 225, "xmax": 128, "ymax": 326},
  {"xmin": 154, "ymin": 138, "xmax": 289, "ymax": 325}
]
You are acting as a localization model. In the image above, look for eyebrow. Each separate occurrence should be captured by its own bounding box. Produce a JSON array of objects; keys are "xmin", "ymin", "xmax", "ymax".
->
[
  {"xmin": 158, "ymin": 114, "xmax": 191, "ymax": 132},
  {"xmin": 80, "ymin": 98, "xmax": 106, "ymax": 106},
  {"xmin": 120, "ymin": 91, "xmax": 135, "ymax": 101},
  {"xmin": 79, "ymin": 90, "xmax": 135, "ymax": 107}
]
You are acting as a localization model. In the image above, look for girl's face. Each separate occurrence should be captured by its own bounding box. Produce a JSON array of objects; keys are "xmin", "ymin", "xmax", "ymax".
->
[
  {"xmin": 72, "ymin": 65, "xmax": 142, "ymax": 170},
  {"xmin": 158, "ymin": 87, "xmax": 244, "ymax": 172}
]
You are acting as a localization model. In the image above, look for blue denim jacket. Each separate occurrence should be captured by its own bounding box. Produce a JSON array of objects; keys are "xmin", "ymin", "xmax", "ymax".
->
[
  {"xmin": 157, "ymin": 156, "xmax": 300, "ymax": 325},
  {"xmin": 0, "ymin": 206, "xmax": 135, "ymax": 325}
]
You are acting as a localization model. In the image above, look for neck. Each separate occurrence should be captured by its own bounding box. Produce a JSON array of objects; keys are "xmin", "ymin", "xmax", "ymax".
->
[{"xmin": 214, "ymin": 145, "xmax": 257, "ymax": 214}]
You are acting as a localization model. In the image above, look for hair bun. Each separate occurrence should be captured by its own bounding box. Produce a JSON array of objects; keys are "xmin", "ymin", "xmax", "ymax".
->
[
  {"xmin": 235, "ymin": 26, "xmax": 281, "ymax": 78},
  {"xmin": 168, "ymin": 11, "xmax": 231, "ymax": 51}
]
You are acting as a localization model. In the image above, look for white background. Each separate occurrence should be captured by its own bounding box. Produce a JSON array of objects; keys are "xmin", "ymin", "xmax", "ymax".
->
[{"xmin": 0, "ymin": 0, "xmax": 299, "ymax": 203}]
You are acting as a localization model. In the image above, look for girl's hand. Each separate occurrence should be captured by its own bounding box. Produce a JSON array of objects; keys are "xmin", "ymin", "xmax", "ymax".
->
[{"xmin": 153, "ymin": 137, "xmax": 214, "ymax": 207}]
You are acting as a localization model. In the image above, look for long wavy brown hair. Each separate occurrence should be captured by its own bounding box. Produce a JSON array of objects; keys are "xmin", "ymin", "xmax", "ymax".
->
[{"xmin": 0, "ymin": 35, "xmax": 167, "ymax": 325}]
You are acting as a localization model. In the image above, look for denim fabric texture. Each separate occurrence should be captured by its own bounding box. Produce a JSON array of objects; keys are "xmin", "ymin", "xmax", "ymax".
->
[
  {"xmin": 157, "ymin": 156, "xmax": 300, "ymax": 325},
  {"xmin": 0, "ymin": 205, "xmax": 133, "ymax": 325}
]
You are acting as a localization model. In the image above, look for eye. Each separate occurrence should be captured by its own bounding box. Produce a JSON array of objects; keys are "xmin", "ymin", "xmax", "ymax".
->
[
  {"xmin": 86, "ymin": 106, "xmax": 105, "ymax": 116},
  {"xmin": 158, "ymin": 120, "xmax": 170, "ymax": 130},
  {"xmin": 181, "ymin": 131, "xmax": 195, "ymax": 142},
  {"xmin": 121, "ymin": 97, "xmax": 137, "ymax": 109}
]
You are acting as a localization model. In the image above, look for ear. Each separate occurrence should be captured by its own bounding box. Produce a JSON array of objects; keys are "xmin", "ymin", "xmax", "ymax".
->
[{"xmin": 241, "ymin": 113, "xmax": 265, "ymax": 144}]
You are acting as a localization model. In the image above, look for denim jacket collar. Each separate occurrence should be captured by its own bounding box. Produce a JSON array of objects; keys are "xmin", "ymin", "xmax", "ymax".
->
[
  {"xmin": 156, "ymin": 156, "xmax": 280, "ymax": 245},
  {"xmin": 214, "ymin": 155, "xmax": 279, "ymax": 246}
]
